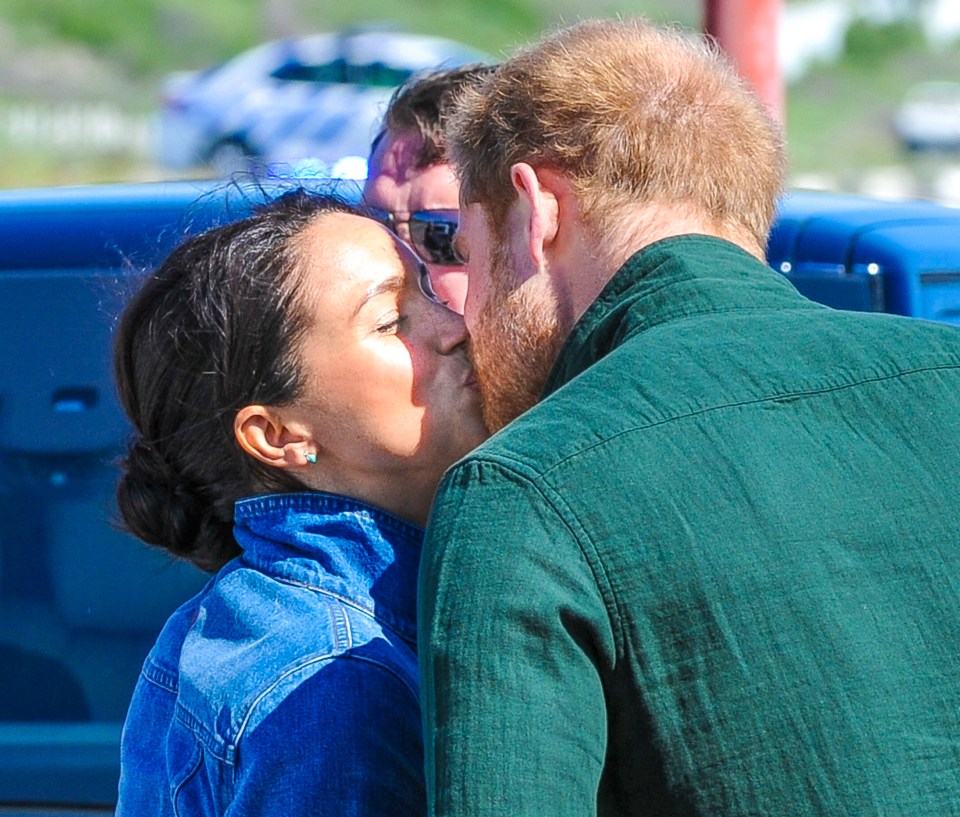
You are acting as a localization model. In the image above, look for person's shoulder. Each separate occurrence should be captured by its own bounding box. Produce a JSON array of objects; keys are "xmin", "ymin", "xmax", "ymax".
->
[
  {"xmin": 234, "ymin": 642, "xmax": 423, "ymax": 783},
  {"xmin": 459, "ymin": 352, "xmax": 644, "ymax": 470},
  {"xmin": 450, "ymin": 401, "xmax": 582, "ymax": 479},
  {"xmin": 232, "ymin": 647, "xmax": 426, "ymax": 812},
  {"xmin": 170, "ymin": 562, "xmax": 404, "ymax": 751},
  {"xmin": 139, "ymin": 579, "xmax": 211, "ymax": 690},
  {"xmin": 793, "ymin": 307, "xmax": 960, "ymax": 389},
  {"xmin": 843, "ymin": 308, "xmax": 960, "ymax": 348},
  {"xmin": 262, "ymin": 641, "xmax": 421, "ymax": 719}
]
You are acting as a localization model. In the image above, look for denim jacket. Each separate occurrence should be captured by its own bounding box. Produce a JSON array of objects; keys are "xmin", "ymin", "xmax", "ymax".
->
[{"xmin": 117, "ymin": 492, "xmax": 426, "ymax": 816}]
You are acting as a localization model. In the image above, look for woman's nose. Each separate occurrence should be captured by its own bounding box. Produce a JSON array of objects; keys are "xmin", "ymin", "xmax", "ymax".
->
[{"xmin": 429, "ymin": 299, "xmax": 470, "ymax": 355}]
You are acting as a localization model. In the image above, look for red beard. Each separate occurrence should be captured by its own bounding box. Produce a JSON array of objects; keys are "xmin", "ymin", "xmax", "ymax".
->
[{"xmin": 470, "ymin": 243, "xmax": 566, "ymax": 432}]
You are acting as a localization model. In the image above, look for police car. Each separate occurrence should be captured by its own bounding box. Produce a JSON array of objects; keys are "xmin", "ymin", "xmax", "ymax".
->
[{"xmin": 155, "ymin": 29, "xmax": 489, "ymax": 176}]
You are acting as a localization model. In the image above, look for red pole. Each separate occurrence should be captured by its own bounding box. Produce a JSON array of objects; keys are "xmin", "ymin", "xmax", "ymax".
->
[{"xmin": 705, "ymin": 0, "xmax": 784, "ymax": 124}]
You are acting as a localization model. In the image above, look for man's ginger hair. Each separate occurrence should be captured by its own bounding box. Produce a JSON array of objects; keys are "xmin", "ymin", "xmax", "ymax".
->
[{"xmin": 447, "ymin": 18, "xmax": 786, "ymax": 250}]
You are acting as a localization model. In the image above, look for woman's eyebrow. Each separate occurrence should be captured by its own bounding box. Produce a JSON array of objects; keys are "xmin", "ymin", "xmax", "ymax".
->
[{"xmin": 353, "ymin": 276, "xmax": 405, "ymax": 317}]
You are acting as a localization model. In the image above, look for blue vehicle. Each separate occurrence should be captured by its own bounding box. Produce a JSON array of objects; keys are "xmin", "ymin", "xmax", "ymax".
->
[
  {"xmin": 0, "ymin": 180, "xmax": 959, "ymax": 812},
  {"xmin": 769, "ymin": 190, "xmax": 960, "ymax": 325},
  {"xmin": 0, "ymin": 178, "xmax": 358, "ymax": 814}
]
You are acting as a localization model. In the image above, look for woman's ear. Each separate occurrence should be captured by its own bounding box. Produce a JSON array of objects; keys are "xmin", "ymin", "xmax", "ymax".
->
[
  {"xmin": 234, "ymin": 405, "xmax": 316, "ymax": 470},
  {"xmin": 509, "ymin": 162, "xmax": 560, "ymax": 267}
]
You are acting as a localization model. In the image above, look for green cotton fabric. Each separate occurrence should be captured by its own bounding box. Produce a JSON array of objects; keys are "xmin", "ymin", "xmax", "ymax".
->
[{"xmin": 419, "ymin": 235, "xmax": 960, "ymax": 817}]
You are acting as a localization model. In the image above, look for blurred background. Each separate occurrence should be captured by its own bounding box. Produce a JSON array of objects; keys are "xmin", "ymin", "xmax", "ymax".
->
[{"xmin": 1, "ymin": 0, "xmax": 959, "ymax": 202}]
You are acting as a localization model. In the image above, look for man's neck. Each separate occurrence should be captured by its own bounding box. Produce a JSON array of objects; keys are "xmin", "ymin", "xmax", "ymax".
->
[{"xmin": 560, "ymin": 200, "xmax": 764, "ymax": 328}]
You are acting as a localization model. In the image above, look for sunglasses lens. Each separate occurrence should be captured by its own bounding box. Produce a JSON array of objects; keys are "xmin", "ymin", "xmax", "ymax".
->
[{"xmin": 410, "ymin": 211, "xmax": 462, "ymax": 265}]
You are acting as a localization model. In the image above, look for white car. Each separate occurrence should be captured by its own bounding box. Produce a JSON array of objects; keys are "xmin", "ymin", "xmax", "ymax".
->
[
  {"xmin": 155, "ymin": 29, "xmax": 489, "ymax": 176},
  {"xmin": 893, "ymin": 81, "xmax": 960, "ymax": 153}
]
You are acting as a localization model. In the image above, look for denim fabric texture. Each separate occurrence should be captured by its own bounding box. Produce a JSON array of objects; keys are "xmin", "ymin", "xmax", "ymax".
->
[{"xmin": 117, "ymin": 491, "xmax": 426, "ymax": 817}]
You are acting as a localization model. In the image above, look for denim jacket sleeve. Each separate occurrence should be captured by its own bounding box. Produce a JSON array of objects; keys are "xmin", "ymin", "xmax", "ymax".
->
[
  {"xmin": 419, "ymin": 457, "xmax": 616, "ymax": 817},
  {"xmin": 230, "ymin": 649, "xmax": 425, "ymax": 816}
]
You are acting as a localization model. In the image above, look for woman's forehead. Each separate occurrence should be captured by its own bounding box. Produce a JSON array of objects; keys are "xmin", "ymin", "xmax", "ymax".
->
[
  {"xmin": 296, "ymin": 213, "xmax": 415, "ymax": 302},
  {"xmin": 301, "ymin": 212, "xmax": 398, "ymax": 266}
]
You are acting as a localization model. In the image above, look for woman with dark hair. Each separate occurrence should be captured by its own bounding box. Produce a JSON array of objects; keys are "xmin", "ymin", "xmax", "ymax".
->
[{"xmin": 113, "ymin": 189, "xmax": 488, "ymax": 816}]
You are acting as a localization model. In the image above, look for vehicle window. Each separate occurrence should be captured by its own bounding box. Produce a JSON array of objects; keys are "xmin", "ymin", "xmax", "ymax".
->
[
  {"xmin": 271, "ymin": 59, "xmax": 348, "ymax": 84},
  {"xmin": 270, "ymin": 59, "xmax": 411, "ymax": 88},
  {"xmin": 345, "ymin": 62, "xmax": 413, "ymax": 88}
]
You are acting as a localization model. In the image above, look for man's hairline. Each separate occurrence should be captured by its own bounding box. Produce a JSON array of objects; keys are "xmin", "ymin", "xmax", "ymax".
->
[{"xmin": 369, "ymin": 125, "xmax": 453, "ymax": 173}]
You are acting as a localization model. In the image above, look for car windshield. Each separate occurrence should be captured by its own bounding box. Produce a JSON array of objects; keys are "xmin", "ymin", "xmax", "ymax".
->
[{"xmin": 270, "ymin": 59, "xmax": 413, "ymax": 87}]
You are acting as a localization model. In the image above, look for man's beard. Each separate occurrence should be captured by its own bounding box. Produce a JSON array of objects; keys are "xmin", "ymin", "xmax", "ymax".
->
[{"xmin": 470, "ymin": 243, "xmax": 566, "ymax": 433}]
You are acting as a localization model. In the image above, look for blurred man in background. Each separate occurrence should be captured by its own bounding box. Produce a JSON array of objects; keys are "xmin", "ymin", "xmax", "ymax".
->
[{"xmin": 363, "ymin": 64, "xmax": 493, "ymax": 313}]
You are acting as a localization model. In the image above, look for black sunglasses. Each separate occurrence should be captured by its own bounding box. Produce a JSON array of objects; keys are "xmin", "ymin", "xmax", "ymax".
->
[{"xmin": 366, "ymin": 207, "xmax": 464, "ymax": 266}]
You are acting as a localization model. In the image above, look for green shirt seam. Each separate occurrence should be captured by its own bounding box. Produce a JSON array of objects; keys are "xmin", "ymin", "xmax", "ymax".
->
[
  {"xmin": 540, "ymin": 360, "xmax": 960, "ymax": 479},
  {"xmin": 451, "ymin": 455, "xmax": 627, "ymax": 660}
]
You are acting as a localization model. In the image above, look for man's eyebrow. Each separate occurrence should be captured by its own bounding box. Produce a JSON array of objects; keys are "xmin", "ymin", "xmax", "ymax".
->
[{"xmin": 353, "ymin": 276, "xmax": 405, "ymax": 317}]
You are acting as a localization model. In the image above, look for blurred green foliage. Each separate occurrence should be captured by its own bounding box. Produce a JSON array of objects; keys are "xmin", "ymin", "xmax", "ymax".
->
[
  {"xmin": 0, "ymin": 0, "xmax": 958, "ymax": 190},
  {"xmin": 787, "ymin": 25, "xmax": 960, "ymax": 181},
  {"xmin": 0, "ymin": 0, "xmax": 698, "ymax": 77},
  {"xmin": 841, "ymin": 18, "xmax": 926, "ymax": 69},
  {"xmin": 3, "ymin": 0, "xmax": 277, "ymax": 75}
]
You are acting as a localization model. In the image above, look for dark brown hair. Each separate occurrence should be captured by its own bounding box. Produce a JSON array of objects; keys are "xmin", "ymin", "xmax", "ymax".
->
[
  {"xmin": 114, "ymin": 189, "xmax": 360, "ymax": 572},
  {"xmin": 371, "ymin": 63, "xmax": 495, "ymax": 168}
]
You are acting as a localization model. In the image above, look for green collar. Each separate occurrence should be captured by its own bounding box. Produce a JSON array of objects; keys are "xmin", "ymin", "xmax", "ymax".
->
[{"xmin": 543, "ymin": 234, "xmax": 810, "ymax": 397}]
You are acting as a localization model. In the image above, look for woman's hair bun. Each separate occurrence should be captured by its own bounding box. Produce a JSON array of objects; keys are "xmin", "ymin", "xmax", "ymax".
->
[{"xmin": 116, "ymin": 439, "xmax": 237, "ymax": 572}]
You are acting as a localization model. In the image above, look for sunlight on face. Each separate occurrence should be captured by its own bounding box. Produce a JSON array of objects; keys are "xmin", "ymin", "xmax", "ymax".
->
[
  {"xmin": 456, "ymin": 204, "xmax": 565, "ymax": 432},
  {"xmin": 291, "ymin": 213, "xmax": 487, "ymax": 487}
]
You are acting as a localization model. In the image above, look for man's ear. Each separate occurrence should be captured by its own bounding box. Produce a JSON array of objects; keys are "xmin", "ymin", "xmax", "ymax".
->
[
  {"xmin": 509, "ymin": 162, "xmax": 559, "ymax": 267},
  {"xmin": 234, "ymin": 405, "xmax": 315, "ymax": 470}
]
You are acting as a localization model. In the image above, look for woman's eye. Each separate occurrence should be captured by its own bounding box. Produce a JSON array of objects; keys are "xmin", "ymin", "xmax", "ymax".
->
[{"xmin": 376, "ymin": 315, "xmax": 405, "ymax": 334}]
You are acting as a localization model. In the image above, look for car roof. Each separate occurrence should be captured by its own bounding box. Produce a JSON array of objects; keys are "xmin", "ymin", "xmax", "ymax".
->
[{"xmin": 0, "ymin": 178, "xmax": 362, "ymax": 271}]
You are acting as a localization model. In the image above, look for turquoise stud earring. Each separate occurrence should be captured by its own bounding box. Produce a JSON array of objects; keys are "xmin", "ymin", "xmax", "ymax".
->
[{"xmin": 305, "ymin": 452, "xmax": 317, "ymax": 464}]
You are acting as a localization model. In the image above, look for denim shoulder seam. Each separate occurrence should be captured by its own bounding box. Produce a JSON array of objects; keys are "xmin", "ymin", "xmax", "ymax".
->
[
  {"xmin": 307, "ymin": 585, "xmax": 416, "ymax": 649},
  {"xmin": 334, "ymin": 650, "xmax": 421, "ymax": 704},
  {"xmin": 173, "ymin": 597, "xmax": 353, "ymax": 764},
  {"xmin": 232, "ymin": 594, "xmax": 352, "ymax": 747},
  {"xmin": 230, "ymin": 650, "xmax": 420, "ymax": 753},
  {"xmin": 170, "ymin": 740, "xmax": 206, "ymax": 808},
  {"xmin": 175, "ymin": 648, "xmax": 345, "ymax": 765},
  {"xmin": 278, "ymin": 575, "xmax": 412, "ymax": 640},
  {"xmin": 141, "ymin": 656, "xmax": 179, "ymax": 694}
]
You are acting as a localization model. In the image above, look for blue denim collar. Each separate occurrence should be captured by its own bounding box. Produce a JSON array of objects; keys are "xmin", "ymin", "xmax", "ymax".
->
[{"xmin": 233, "ymin": 492, "xmax": 424, "ymax": 646}]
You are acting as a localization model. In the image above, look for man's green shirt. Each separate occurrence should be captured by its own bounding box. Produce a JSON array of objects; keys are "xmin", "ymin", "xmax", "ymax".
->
[{"xmin": 420, "ymin": 235, "xmax": 960, "ymax": 816}]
